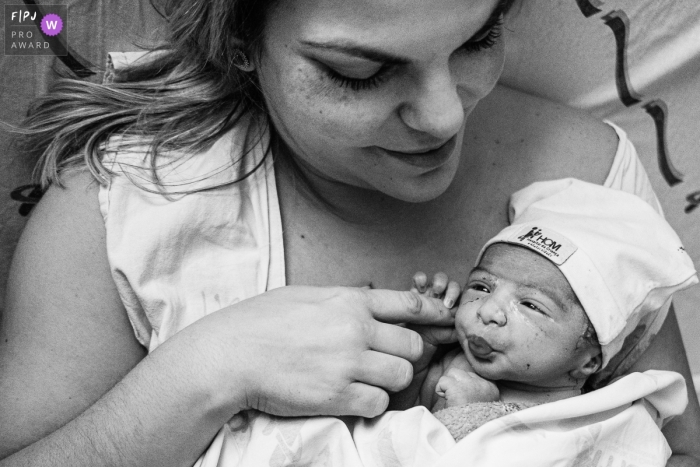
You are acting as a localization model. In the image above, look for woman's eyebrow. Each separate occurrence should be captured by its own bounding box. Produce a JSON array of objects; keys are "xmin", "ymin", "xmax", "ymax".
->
[{"xmin": 299, "ymin": 40, "xmax": 410, "ymax": 65}]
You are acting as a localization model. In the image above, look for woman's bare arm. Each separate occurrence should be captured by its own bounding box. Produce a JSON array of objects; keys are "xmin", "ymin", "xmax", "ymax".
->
[{"xmin": 0, "ymin": 171, "xmax": 145, "ymax": 457}]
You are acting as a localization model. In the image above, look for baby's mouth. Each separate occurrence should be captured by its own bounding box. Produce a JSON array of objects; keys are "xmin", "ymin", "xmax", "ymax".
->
[{"xmin": 467, "ymin": 335, "xmax": 495, "ymax": 358}]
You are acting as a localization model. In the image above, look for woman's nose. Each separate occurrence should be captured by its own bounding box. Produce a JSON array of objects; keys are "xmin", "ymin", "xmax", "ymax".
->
[
  {"xmin": 399, "ymin": 66, "xmax": 465, "ymax": 140},
  {"xmin": 477, "ymin": 297, "xmax": 507, "ymax": 327}
]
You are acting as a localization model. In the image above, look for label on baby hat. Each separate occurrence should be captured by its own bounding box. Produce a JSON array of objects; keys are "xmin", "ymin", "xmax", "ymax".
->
[{"xmin": 507, "ymin": 225, "xmax": 577, "ymax": 265}]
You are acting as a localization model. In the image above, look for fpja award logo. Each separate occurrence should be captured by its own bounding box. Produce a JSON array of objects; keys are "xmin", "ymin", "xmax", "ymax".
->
[{"xmin": 5, "ymin": 4, "xmax": 67, "ymax": 56}]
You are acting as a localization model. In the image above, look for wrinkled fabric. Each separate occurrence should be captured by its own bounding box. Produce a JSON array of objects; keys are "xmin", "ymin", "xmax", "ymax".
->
[
  {"xmin": 99, "ymin": 118, "xmax": 284, "ymax": 350},
  {"xmin": 193, "ymin": 371, "xmax": 686, "ymax": 467}
]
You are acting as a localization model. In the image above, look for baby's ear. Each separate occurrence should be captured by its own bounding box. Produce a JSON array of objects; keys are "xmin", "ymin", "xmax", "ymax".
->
[{"xmin": 570, "ymin": 353, "xmax": 602, "ymax": 380}]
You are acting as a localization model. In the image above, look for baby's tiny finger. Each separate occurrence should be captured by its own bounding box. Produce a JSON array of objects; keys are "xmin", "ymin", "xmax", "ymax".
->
[
  {"xmin": 443, "ymin": 281, "xmax": 462, "ymax": 308},
  {"xmin": 431, "ymin": 272, "xmax": 449, "ymax": 297},
  {"xmin": 412, "ymin": 271, "xmax": 428, "ymax": 293},
  {"xmin": 435, "ymin": 375, "xmax": 452, "ymax": 398}
]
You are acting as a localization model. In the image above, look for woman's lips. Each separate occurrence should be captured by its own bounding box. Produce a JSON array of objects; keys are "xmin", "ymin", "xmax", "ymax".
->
[
  {"xmin": 467, "ymin": 335, "xmax": 495, "ymax": 358},
  {"xmin": 375, "ymin": 137, "xmax": 457, "ymax": 169}
]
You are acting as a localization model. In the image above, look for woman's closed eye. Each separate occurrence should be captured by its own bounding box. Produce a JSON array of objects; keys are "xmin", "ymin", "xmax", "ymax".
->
[
  {"xmin": 459, "ymin": 14, "xmax": 504, "ymax": 54},
  {"xmin": 323, "ymin": 63, "xmax": 393, "ymax": 92},
  {"xmin": 319, "ymin": 14, "xmax": 504, "ymax": 92}
]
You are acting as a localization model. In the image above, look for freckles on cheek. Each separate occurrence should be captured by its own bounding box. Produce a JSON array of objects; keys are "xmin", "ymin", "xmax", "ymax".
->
[
  {"xmin": 279, "ymin": 67, "xmax": 327, "ymax": 117},
  {"xmin": 270, "ymin": 68, "xmax": 346, "ymax": 143},
  {"xmin": 283, "ymin": 67, "xmax": 386, "ymax": 138},
  {"xmin": 269, "ymin": 64, "xmax": 388, "ymax": 147}
]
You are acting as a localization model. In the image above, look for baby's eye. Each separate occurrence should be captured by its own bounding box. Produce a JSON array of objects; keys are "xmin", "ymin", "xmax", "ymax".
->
[
  {"xmin": 521, "ymin": 301, "xmax": 544, "ymax": 313},
  {"xmin": 469, "ymin": 283, "xmax": 490, "ymax": 293}
]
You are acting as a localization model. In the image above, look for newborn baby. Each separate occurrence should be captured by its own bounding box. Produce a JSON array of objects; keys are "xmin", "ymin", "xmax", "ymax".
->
[{"xmin": 415, "ymin": 178, "xmax": 698, "ymax": 440}]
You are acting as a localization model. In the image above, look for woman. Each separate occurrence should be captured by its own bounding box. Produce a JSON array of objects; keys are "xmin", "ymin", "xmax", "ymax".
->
[{"xmin": 1, "ymin": 0, "xmax": 698, "ymax": 465}]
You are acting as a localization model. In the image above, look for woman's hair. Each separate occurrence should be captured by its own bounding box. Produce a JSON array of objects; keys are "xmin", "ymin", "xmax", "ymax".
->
[{"xmin": 14, "ymin": 0, "xmax": 279, "ymax": 192}]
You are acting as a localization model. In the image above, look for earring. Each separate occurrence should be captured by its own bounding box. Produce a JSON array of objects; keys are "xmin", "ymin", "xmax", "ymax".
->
[{"xmin": 232, "ymin": 49, "xmax": 255, "ymax": 72}]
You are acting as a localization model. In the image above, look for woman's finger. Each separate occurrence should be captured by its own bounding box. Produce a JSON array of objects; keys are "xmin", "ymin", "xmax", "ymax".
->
[
  {"xmin": 339, "ymin": 382, "xmax": 390, "ymax": 418},
  {"xmin": 443, "ymin": 280, "xmax": 462, "ymax": 308},
  {"xmin": 355, "ymin": 350, "xmax": 414, "ymax": 393},
  {"xmin": 361, "ymin": 289, "xmax": 454, "ymax": 325},
  {"xmin": 368, "ymin": 321, "xmax": 423, "ymax": 361},
  {"xmin": 409, "ymin": 324, "xmax": 459, "ymax": 346}
]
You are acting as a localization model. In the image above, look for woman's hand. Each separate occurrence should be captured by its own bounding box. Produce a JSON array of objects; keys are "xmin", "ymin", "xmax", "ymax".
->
[{"xmin": 194, "ymin": 285, "xmax": 455, "ymax": 419}]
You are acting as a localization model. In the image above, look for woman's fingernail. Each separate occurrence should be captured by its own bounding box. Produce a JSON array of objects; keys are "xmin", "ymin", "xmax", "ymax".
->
[{"xmin": 445, "ymin": 298, "xmax": 454, "ymax": 308}]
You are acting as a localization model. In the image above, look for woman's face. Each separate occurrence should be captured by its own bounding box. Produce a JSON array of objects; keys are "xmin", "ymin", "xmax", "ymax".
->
[{"xmin": 257, "ymin": 0, "xmax": 507, "ymax": 202}]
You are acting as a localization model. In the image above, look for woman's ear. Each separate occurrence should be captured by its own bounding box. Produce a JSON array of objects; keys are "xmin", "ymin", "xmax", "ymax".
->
[{"xmin": 570, "ymin": 352, "xmax": 602, "ymax": 380}]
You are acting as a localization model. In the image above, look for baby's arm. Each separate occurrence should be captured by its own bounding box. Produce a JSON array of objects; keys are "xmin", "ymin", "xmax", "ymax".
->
[{"xmin": 430, "ymin": 351, "xmax": 500, "ymax": 412}]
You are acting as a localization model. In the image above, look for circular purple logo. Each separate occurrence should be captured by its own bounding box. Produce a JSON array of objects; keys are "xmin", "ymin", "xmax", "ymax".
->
[{"xmin": 40, "ymin": 13, "xmax": 63, "ymax": 36}]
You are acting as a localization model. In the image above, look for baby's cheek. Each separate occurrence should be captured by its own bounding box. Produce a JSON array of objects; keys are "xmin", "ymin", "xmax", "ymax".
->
[
  {"xmin": 453, "ymin": 308, "xmax": 472, "ymax": 341},
  {"xmin": 454, "ymin": 302, "xmax": 476, "ymax": 325}
]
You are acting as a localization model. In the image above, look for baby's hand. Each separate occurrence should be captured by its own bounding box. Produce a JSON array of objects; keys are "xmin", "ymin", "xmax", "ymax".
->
[
  {"xmin": 435, "ymin": 368, "xmax": 500, "ymax": 409},
  {"xmin": 408, "ymin": 272, "xmax": 461, "ymax": 367},
  {"xmin": 430, "ymin": 351, "xmax": 499, "ymax": 411},
  {"xmin": 411, "ymin": 271, "xmax": 461, "ymax": 309}
]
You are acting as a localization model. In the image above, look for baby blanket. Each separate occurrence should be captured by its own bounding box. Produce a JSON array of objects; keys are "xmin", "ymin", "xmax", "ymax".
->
[{"xmin": 193, "ymin": 370, "xmax": 686, "ymax": 467}]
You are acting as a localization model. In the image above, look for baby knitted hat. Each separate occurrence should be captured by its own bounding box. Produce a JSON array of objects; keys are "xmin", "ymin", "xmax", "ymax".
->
[{"xmin": 477, "ymin": 178, "xmax": 698, "ymax": 369}]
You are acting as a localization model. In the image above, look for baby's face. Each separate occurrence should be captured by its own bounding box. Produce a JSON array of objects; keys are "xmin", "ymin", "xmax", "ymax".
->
[{"xmin": 455, "ymin": 243, "xmax": 593, "ymax": 388}]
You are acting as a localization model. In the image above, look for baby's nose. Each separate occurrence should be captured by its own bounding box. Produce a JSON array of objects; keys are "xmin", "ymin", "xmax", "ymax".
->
[{"xmin": 477, "ymin": 298, "xmax": 507, "ymax": 326}]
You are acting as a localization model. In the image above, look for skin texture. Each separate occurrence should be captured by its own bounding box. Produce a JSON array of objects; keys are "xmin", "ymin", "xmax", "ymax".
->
[{"xmin": 1, "ymin": 0, "xmax": 699, "ymax": 465}]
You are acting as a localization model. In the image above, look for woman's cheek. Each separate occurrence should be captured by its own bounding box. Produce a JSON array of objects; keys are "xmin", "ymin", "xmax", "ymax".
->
[
  {"xmin": 454, "ymin": 43, "xmax": 505, "ymax": 100},
  {"xmin": 285, "ymin": 72, "xmax": 389, "ymax": 142}
]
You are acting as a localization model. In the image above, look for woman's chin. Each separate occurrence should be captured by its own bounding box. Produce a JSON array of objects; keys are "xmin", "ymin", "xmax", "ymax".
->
[
  {"xmin": 387, "ymin": 185, "xmax": 451, "ymax": 203},
  {"xmin": 376, "ymin": 161, "xmax": 459, "ymax": 203}
]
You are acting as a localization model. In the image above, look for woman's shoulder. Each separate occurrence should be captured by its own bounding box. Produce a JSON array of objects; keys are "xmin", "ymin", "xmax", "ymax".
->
[
  {"xmin": 34, "ymin": 170, "xmax": 104, "ymax": 239},
  {"xmin": 466, "ymin": 85, "xmax": 619, "ymax": 186},
  {"xmin": 21, "ymin": 170, "xmax": 111, "ymax": 293}
]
